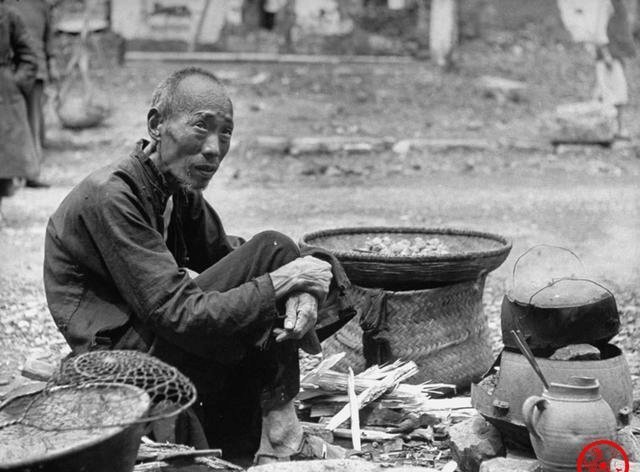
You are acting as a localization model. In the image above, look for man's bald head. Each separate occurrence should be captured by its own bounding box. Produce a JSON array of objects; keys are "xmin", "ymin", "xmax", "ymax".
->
[{"xmin": 150, "ymin": 67, "xmax": 232, "ymax": 121}]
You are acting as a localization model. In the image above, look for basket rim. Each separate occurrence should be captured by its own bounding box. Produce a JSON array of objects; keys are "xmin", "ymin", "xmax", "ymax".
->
[
  {"xmin": 0, "ymin": 382, "xmax": 149, "ymax": 468},
  {"xmin": 300, "ymin": 226, "xmax": 512, "ymax": 263}
]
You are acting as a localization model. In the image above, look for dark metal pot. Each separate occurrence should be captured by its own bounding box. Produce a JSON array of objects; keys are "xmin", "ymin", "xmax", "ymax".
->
[
  {"xmin": 501, "ymin": 279, "xmax": 620, "ymax": 355},
  {"xmin": 0, "ymin": 422, "xmax": 146, "ymax": 472},
  {"xmin": 0, "ymin": 384, "xmax": 149, "ymax": 472}
]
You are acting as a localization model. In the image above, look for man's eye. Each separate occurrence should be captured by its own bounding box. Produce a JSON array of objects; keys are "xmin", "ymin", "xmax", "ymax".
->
[{"xmin": 194, "ymin": 121, "xmax": 207, "ymax": 129}]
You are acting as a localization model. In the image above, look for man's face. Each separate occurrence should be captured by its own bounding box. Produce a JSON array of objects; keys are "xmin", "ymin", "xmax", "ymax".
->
[{"xmin": 153, "ymin": 76, "xmax": 234, "ymax": 191}]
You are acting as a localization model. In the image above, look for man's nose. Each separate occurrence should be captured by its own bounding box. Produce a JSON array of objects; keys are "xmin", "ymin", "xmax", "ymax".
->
[{"xmin": 202, "ymin": 135, "xmax": 220, "ymax": 162}]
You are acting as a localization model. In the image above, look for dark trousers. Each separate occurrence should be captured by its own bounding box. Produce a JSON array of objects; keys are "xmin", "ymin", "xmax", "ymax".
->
[
  {"xmin": 154, "ymin": 231, "xmax": 301, "ymax": 459},
  {"xmin": 24, "ymin": 80, "xmax": 45, "ymax": 162}
]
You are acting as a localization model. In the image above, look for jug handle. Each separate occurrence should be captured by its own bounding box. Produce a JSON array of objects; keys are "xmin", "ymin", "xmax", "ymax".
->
[{"xmin": 522, "ymin": 396, "xmax": 547, "ymax": 441}]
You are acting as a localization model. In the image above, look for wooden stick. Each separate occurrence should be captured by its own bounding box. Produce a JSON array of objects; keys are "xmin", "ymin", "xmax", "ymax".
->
[
  {"xmin": 197, "ymin": 456, "xmax": 244, "ymax": 471},
  {"xmin": 138, "ymin": 448, "xmax": 222, "ymax": 462},
  {"xmin": 347, "ymin": 368, "xmax": 361, "ymax": 451},
  {"xmin": 134, "ymin": 462, "xmax": 167, "ymax": 471},
  {"xmin": 416, "ymin": 397, "xmax": 472, "ymax": 410},
  {"xmin": 305, "ymin": 360, "xmax": 418, "ymax": 394},
  {"xmin": 333, "ymin": 428, "xmax": 400, "ymax": 442},
  {"xmin": 300, "ymin": 352, "xmax": 346, "ymax": 386},
  {"xmin": 325, "ymin": 384, "xmax": 380, "ymax": 431},
  {"xmin": 325, "ymin": 368, "xmax": 412, "ymax": 431}
]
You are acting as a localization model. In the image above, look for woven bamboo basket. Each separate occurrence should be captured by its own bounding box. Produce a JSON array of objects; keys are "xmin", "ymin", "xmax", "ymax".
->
[
  {"xmin": 300, "ymin": 227, "xmax": 511, "ymax": 290},
  {"xmin": 322, "ymin": 279, "xmax": 494, "ymax": 387}
]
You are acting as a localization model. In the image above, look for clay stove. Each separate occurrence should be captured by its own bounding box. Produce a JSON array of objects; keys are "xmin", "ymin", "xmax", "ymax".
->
[{"xmin": 471, "ymin": 246, "xmax": 633, "ymax": 449}]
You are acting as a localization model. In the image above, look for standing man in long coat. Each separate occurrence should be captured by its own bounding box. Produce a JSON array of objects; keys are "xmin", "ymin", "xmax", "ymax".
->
[
  {"xmin": 0, "ymin": 0, "xmax": 39, "ymax": 209},
  {"xmin": 8, "ymin": 0, "xmax": 59, "ymax": 187}
]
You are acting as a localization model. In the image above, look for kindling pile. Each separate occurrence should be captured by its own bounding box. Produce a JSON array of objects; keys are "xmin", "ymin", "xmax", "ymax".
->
[{"xmin": 297, "ymin": 353, "xmax": 470, "ymax": 436}]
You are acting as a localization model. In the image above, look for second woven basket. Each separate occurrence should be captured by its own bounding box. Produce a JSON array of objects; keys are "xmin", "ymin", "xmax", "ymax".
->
[{"xmin": 322, "ymin": 277, "xmax": 494, "ymax": 387}]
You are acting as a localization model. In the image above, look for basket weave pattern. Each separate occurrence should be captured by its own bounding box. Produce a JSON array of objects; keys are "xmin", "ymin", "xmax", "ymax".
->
[
  {"xmin": 301, "ymin": 227, "xmax": 511, "ymax": 289},
  {"xmin": 323, "ymin": 278, "xmax": 494, "ymax": 387}
]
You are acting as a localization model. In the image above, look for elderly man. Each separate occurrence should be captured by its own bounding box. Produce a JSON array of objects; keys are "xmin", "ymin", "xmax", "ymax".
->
[{"xmin": 44, "ymin": 67, "xmax": 353, "ymax": 464}]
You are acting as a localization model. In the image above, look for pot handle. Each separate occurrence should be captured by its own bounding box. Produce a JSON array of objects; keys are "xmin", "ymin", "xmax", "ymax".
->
[
  {"xmin": 528, "ymin": 277, "xmax": 615, "ymax": 305},
  {"xmin": 522, "ymin": 395, "xmax": 547, "ymax": 441},
  {"xmin": 512, "ymin": 244, "xmax": 584, "ymax": 287}
]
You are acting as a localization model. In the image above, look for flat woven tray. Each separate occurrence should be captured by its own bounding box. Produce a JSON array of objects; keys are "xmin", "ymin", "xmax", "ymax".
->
[{"xmin": 300, "ymin": 227, "xmax": 512, "ymax": 289}]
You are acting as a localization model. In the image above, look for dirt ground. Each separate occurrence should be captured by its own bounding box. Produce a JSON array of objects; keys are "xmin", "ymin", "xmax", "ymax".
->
[{"xmin": 0, "ymin": 30, "xmax": 639, "ymax": 400}]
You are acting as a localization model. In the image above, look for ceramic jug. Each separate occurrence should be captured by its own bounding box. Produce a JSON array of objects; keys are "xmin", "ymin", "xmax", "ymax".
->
[{"xmin": 522, "ymin": 377, "xmax": 618, "ymax": 472}]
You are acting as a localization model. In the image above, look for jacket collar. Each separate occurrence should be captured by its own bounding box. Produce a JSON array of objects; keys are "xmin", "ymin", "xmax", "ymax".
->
[{"xmin": 131, "ymin": 139, "xmax": 173, "ymax": 212}]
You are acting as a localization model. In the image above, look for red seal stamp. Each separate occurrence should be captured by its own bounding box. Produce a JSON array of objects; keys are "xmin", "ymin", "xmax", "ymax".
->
[{"xmin": 576, "ymin": 439, "xmax": 629, "ymax": 472}]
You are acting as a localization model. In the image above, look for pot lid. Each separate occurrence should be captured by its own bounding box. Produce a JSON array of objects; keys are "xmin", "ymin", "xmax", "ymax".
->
[
  {"xmin": 508, "ymin": 278, "xmax": 613, "ymax": 308},
  {"xmin": 507, "ymin": 245, "xmax": 614, "ymax": 308}
]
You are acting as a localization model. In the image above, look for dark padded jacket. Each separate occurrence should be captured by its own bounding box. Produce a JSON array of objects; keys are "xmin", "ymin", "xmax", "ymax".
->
[{"xmin": 44, "ymin": 141, "xmax": 278, "ymax": 357}]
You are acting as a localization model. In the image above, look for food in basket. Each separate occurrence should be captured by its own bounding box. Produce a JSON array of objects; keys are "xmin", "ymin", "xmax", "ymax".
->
[{"xmin": 358, "ymin": 236, "xmax": 449, "ymax": 256}]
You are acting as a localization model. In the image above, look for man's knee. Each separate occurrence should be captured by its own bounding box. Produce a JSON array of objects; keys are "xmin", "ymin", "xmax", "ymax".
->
[{"xmin": 252, "ymin": 230, "xmax": 300, "ymax": 262}]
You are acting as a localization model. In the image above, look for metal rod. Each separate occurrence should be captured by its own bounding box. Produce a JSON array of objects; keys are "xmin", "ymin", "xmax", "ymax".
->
[{"xmin": 510, "ymin": 329, "xmax": 550, "ymax": 390}]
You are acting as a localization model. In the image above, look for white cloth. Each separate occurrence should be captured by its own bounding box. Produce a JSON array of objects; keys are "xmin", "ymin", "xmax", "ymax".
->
[
  {"xmin": 557, "ymin": 0, "xmax": 614, "ymax": 44},
  {"xmin": 595, "ymin": 58, "xmax": 629, "ymax": 105}
]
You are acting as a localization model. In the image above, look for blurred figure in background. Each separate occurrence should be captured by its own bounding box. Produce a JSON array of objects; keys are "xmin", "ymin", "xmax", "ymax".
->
[
  {"xmin": 8, "ymin": 0, "xmax": 59, "ymax": 187},
  {"xmin": 558, "ymin": 0, "xmax": 636, "ymax": 140},
  {"xmin": 0, "ymin": 0, "xmax": 39, "ymax": 217},
  {"xmin": 594, "ymin": 0, "xmax": 636, "ymax": 139}
]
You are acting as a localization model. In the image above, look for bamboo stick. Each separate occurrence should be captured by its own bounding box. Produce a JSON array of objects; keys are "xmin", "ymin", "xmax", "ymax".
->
[
  {"xmin": 347, "ymin": 368, "xmax": 361, "ymax": 451},
  {"xmin": 325, "ymin": 363, "xmax": 415, "ymax": 430}
]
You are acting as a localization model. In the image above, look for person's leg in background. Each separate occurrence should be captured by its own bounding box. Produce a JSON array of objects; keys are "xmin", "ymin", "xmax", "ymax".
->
[
  {"xmin": 0, "ymin": 179, "xmax": 18, "ymax": 223},
  {"xmin": 594, "ymin": 47, "xmax": 630, "ymax": 140},
  {"xmin": 23, "ymin": 80, "xmax": 49, "ymax": 188},
  {"xmin": 611, "ymin": 58, "xmax": 630, "ymax": 139}
]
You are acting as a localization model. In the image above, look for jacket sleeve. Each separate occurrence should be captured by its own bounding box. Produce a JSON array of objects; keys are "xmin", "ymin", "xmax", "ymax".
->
[
  {"xmin": 179, "ymin": 189, "xmax": 234, "ymax": 273},
  {"xmin": 9, "ymin": 8, "xmax": 37, "ymax": 92},
  {"xmin": 86, "ymin": 184, "xmax": 278, "ymax": 358}
]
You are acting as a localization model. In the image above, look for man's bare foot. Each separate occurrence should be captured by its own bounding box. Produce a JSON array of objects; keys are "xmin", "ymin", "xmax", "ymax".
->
[
  {"xmin": 254, "ymin": 400, "xmax": 349, "ymax": 464},
  {"xmin": 255, "ymin": 400, "xmax": 304, "ymax": 464}
]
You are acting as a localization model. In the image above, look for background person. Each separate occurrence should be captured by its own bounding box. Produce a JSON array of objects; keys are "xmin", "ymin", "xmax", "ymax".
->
[
  {"xmin": 594, "ymin": 0, "xmax": 636, "ymax": 139},
  {"xmin": 558, "ymin": 0, "xmax": 636, "ymax": 139},
  {"xmin": 0, "ymin": 0, "xmax": 39, "ymax": 215},
  {"xmin": 8, "ymin": 0, "xmax": 59, "ymax": 187}
]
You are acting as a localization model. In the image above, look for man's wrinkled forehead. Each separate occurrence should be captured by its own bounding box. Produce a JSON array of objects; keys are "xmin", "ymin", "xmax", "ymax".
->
[{"xmin": 173, "ymin": 75, "xmax": 233, "ymax": 119}]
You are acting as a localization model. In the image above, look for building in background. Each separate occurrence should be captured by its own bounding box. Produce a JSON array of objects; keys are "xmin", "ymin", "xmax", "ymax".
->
[{"xmin": 57, "ymin": 0, "xmax": 639, "ymax": 57}]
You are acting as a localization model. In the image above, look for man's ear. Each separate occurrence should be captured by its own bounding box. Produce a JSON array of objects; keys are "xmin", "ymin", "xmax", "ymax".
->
[{"xmin": 147, "ymin": 108, "xmax": 162, "ymax": 141}]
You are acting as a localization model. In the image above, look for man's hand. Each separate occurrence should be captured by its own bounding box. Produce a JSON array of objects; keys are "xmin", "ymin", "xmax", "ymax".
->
[
  {"xmin": 274, "ymin": 292, "xmax": 318, "ymax": 343},
  {"xmin": 269, "ymin": 255, "xmax": 332, "ymax": 301}
]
